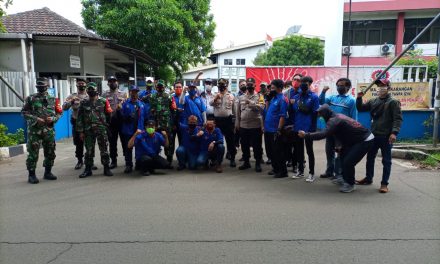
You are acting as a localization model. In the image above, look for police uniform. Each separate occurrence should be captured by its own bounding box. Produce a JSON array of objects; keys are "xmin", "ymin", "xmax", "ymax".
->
[
  {"xmin": 102, "ymin": 76, "xmax": 127, "ymax": 168},
  {"xmin": 22, "ymin": 77, "xmax": 62, "ymax": 184},
  {"xmin": 76, "ymin": 82, "xmax": 113, "ymax": 178},
  {"xmin": 120, "ymin": 85, "xmax": 145, "ymax": 173}
]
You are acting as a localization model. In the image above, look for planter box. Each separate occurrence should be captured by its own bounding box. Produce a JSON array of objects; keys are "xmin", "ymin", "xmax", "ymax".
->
[{"xmin": 0, "ymin": 144, "xmax": 26, "ymax": 160}]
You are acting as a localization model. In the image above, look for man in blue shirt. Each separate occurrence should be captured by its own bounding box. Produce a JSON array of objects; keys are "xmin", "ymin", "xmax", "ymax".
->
[
  {"xmin": 319, "ymin": 78, "xmax": 356, "ymax": 180},
  {"xmin": 284, "ymin": 73, "xmax": 302, "ymax": 172},
  {"xmin": 128, "ymin": 120, "xmax": 170, "ymax": 176},
  {"xmin": 197, "ymin": 119, "xmax": 225, "ymax": 173},
  {"xmin": 139, "ymin": 79, "xmax": 157, "ymax": 100},
  {"xmin": 264, "ymin": 79, "xmax": 289, "ymax": 178},
  {"xmin": 171, "ymin": 81, "xmax": 185, "ymax": 148},
  {"xmin": 291, "ymin": 76, "xmax": 320, "ymax": 182},
  {"xmin": 179, "ymin": 82, "xmax": 206, "ymax": 126},
  {"xmin": 120, "ymin": 85, "xmax": 145, "ymax": 174},
  {"xmin": 175, "ymin": 115, "xmax": 203, "ymax": 170}
]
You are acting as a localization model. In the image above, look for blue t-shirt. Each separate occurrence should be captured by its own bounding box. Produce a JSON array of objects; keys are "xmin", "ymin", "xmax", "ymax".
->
[
  {"xmin": 179, "ymin": 123, "xmax": 202, "ymax": 154},
  {"xmin": 200, "ymin": 128, "xmax": 224, "ymax": 152},
  {"xmin": 134, "ymin": 132, "xmax": 165, "ymax": 160},
  {"xmin": 292, "ymin": 91, "xmax": 320, "ymax": 132},
  {"xmin": 182, "ymin": 96, "xmax": 206, "ymax": 126},
  {"xmin": 173, "ymin": 94, "xmax": 185, "ymax": 123},
  {"xmin": 139, "ymin": 89, "xmax": 157, "ymax": 100},
  {"xmin": 121, "ymin": 99, "xmax": 144, "ymax": 136},
  {"xmin": 319, "ymin": 93, "xmax": 356, "ymax": 118},
  {"xmin": 264, "ymin": 93, "xmax": 288, "ymax": 133}
]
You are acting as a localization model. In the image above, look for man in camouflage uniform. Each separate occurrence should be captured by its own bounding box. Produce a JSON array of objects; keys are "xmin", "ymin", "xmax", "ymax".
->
[
  {"xmin": 149, "ymin": 80, "xmax": 176, "ymax": 165},
  {"xmin": 76, "ymin": 82, "xmax": 114, "ymax": 178},
  {"xmin": 22, "ymin": 77, "xmax": 62, "ymax": 184},
  {"xmin": 63, "ymin": 78, "xmax": 89, "ymax": 170},
  {"xmin": 102, "ymin": 76, "xmax": 127, "ymax": 169}
]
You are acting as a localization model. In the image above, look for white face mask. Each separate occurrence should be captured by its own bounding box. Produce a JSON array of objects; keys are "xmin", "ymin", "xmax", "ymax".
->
[
  {"xmin": 205, "ymin": 85, "xmax": 212, "ymax": 92},
  {"xmin": 377, "ymin": 86, "xmax": 388, "ymax": 97}
]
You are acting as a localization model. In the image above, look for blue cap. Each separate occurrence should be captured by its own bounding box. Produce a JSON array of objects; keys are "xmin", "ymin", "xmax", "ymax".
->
[
  {"xmin": 129, "ymin": 85, "xmax": 139, "ymax": 91},
  {"xmin": 188, "ymin": 82, "xmax": 197, "ymax": 87}
]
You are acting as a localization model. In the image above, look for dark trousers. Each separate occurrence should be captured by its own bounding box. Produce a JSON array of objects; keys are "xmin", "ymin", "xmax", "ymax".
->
[
  {"xmin": 138, "ymin": 155, "xmax": 169, "ymax": 173},
  {"xmin": 325, "ymin": 137, "xmax": 342, "ymax": 176},
  {"xmin": 71, "ymin": 118, "xmax": 84, "ymax": 161},
  {"xmin": 196, "ymin": 144, "xmax": 225, "ymax": 167},
  {"xmin": 215, "ymin": 116, "xmax": 237, "ymax": 159},
  {"xmin": 366, "ymin": 136, "xmax": 393, "ymax": 185},
  {"xmin": 240, "ymin": 128, "xmax": 263, "ymax": 162},
  {"xmin": 121, "ymin": 134, "xmax": 133, "ymax": 167},
  {"xmin": 264, "ymin": 132, "xmax": 273, "ymax": 160},
  {"xmin": 109, "ymin": 117, "xmax": 122, "ymax": 162},
  {"xmin": 284, "ymin": 140, "xmax": 298, "ymax": 169},
  {"xmin": 266, "ymin": 132, "xmax": 287, "ymax": 174},
  {"xmin": 294, "ymin": 134, "xmax": 315, "ymax": 174},
  {"xmin": 342, "ymin": 140, "xmax": 374, "ymax": 185}
]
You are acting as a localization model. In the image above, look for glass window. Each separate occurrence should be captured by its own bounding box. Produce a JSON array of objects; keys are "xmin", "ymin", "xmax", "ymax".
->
[
  {"xmin": 224, "ymin": 59, "xmax": 232, "ymax": 65},
  {"xmin": 236, "ymin": 59, "xmax": 246, "ymax": 65},
  {"xmin": 403, "ymin": 28, "xmax": 417, "ymax": 44},
  {"xmin": 432, "ymin": 27, "xmax": 440, "ymax": 45},
  {"xmin": 353, "ymin": 30, "xmax": 366, "ymax": 45},
  {"xmin": 382, "ymin": 29, "xmax": 396, "ymax": 44},
  {"xmin": 367, "ymin": 30, "xmax": 381, "ymax": 44},
  {"xmin": 417, "ymin": 28, "xmax": 431, "ymax": 44}
]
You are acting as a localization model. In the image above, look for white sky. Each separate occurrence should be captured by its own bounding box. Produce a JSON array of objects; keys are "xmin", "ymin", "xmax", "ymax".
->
[{"xmin": 4, "ymin": 0, "xmax": 340, "ymax": 49}]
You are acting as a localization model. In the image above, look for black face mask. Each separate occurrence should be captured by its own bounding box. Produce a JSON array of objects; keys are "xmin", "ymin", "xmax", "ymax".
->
[
  {"xmin": 37, "ymin": 86, "xmax": 47, "ymax": 93},
  {"xmin": 239, "ymin": 86, "xmax": 246, "ymax": 92},
  {"xmin": 246, "ymin": 86, "xmax": 254, "ymax": 93},
  {"xmin": 300, "ymin": 83, "xmax": 309, "ymax": 94},
  {"xmin": 157, "ymin": 87, "xmax": 164, "ymax": 93},
  {"xmin": 219, "ymin": 85, "xmax": 226, "ymax": 92},
  {"xmin": 188, "ymin": 124, "xmax": 196, "ymax": 130},
  {"xmin": 87, "ymin": 91, "xmax": 97, "ymax": 97},
  {"xmin": 337, "ymin": 85, "xmax": 347, "ymax": 95},
  {"xmin": 109, "ymin": 83, "xmax": 118, "ymax": 90},
  {"xmin": 269, "ymin": 90, "xmax": 277, "ymax": 97},
  {"xmin": 77, "ymin": 85, "xmax": 86, "ymax": 91}
]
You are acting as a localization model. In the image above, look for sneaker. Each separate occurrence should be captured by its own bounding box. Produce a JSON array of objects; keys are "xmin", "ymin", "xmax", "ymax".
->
[
  {"xmin": 332, "ymin": 177, "xmax": 345, "ymax": 185},
  {"xmin": 339, "ymin": 183, "xmax": 356, "ymax": 193},
  {"xmin": 379, "ymin": 185, "xmax": 389, "ymax": 193},
  {"xmin": 291, "ymin": 172, "xmax": 304, "ymax": 179},
  {"xmin": 286, "ymin": 161, "xmax": 292, "ymax": 167},
  {"xmin": 305, "ymin": 174, "xmax": 316, "ymax": 183}
]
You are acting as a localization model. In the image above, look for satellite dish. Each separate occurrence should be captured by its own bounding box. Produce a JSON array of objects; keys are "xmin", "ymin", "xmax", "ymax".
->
[{"xmin": 286, "ymin": 25, "xmax": 302, "ymax": 36}]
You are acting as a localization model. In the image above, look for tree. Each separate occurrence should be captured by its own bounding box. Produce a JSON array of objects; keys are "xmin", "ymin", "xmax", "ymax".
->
[
  {"xmin": 81, "ymin": 0, "xmax": 215, "ymax": 76},
  {"xmin": 0, "ymin": 0, "xmax": 13, "ymax": 32},
  {"xmin": 396, "ymin": 49, "xmax": 438, "ymax": 79},
  {"xmin": 253, "ymin": 35, "xmax": 324, "ymax": 66}
]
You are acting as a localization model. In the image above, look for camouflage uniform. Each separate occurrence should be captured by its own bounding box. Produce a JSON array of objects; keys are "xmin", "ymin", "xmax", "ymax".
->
[
  {"xmin": 22, "ymin": 91, "xmax": 61, "ymax": 171},
  {"xmin": 76, "ymin": 88, "xmax": 112, "ymax": 170},
  {"xmin": 150, "ymin": 88, "xmax": 175, "ymax": 162}
]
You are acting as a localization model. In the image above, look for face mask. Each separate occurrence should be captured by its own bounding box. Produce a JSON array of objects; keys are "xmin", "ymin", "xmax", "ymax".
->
[
  {"xmin": 130, "ymin": 92, "xmax": 138, "ymax": 100},
  {"xmin": 206, "ymin": 125, "xmax": 214, "ymax": 132},
  {"xmin": 300, "ymin": 83, "xmax": 309, "ymax": 93},
  {"xmin": 189, "ymin": 90, "xmax": 197, "ymax": 97},
  {"xmin": 239, "ymin": 86, "xmax": 246, "ymax": 92},
  {"xmin": 293, "ymin": 81, "xmax": 300, "ymax": 89},
  {"xmin": 188, "ymin": 124, "xmax": 196, "ymax": 130},
  {"xmin": 175, "ymin": 88, "xmax": 182, "ymax": 96},
  {"xmin": 246, "ymin": 87, "xmax": 254, "ymax": 93},
  {"xmin": 260, "ymin": 87, "xmax": 267, "ymax": 94},
  {"xmin": 205, "ymin": 84, "xmax": 212, "ymax": 90},
  {"xmin": 219, "ymin": 85, "xmax": 227, "ymax": 92},
  {"xmin": 146, "ymin": 127, "xmax": 155, "ymax": 135},
  {"xmin": 77, "ymin": 85, "xmax": 86, "ymax": 91},
  {"xmin": 87, "ymin": 91, "xmax": 97, "ymax": 97},
  {"xmin": 109, "ymin": 83, "xmax": 117, "ymax": 90},
  {"xmin": 269, "ymin": 90, "xmax": 277, "ymax": 97},
  {"xmin": 157, "ymin": 86, "xmax": 164, "ymax": 93},
  {"xmin": 37, "ymin": 86, "xmax": 47, "ymax": 93},
  {"xmin": 377, "ymin": 86, "xmax": 388, "ymax": 97},
  {"xmin": 319, "ymin": 116, "xmax": 326, "ymax": 123},
  {"xmin": 337, "ymin": 85, "xmax": 347, "ymax": 95}
]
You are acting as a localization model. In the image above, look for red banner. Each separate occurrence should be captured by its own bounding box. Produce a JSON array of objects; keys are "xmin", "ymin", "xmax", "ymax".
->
[{"xmin": 246, "ymin": 67, "xmax": 351, "ymax": 94}]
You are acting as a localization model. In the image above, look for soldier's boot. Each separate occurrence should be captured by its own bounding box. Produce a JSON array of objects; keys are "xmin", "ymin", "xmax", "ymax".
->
[
  {"xmin": 109, "ymin": 159, "xmax": 117, "ymax": 169},
  {"xmin": 104, "ymin": 165, "xmax": 113, "ymax": 177},
  {"xmin": 124, "ymin": 166, "xmax": 133, "ymax": 174},
  {"xmin": 28, "ymin": 170, "xmax": 39, "ymax": 184},
  {"xmin": 43, "ymin": 166, "xmax": 57, "ymax": 180},
  {"xmin": 91, "ymin": 164, "xmax": 98, "ymax": 170},
  {"xmin": 230, "ymin": 155, "xmax": 236, "ymax": 168},
  {"xmin": 238, "ymin": 160, "xmax": 251, "ymax": 170},
  {"xmin": 255, "ymin": 160, "xmax": 262, "ymax": 173},
  {"xmin": 75, "ymin": 159, "xmax": 83, "ymax": 170},
  {"xmin": 79, "ymin": 166, "xmax": 92, "ymax": 178}
]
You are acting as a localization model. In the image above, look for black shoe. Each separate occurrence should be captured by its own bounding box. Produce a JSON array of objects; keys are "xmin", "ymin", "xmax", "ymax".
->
[
  {"xmin": 104, "ymin": 166, "xmax": 113, "ymax": 176},
  {"xmin": 143, "ymin": 171, "xmax": 150, "ymax": 176},
  {"xmin": 274, "ymin": 172, "xmax": 288, "ymax": 178},
  {"xmin": 266, "ymin": 159, "xmax": 272, "ymax": 165},
  {"xmin": 28, "ymin": 170, "xmax": 39, "ymax": 184},
  {"xmin": 124, "ymin": 166, "xmax": 133, "ymax": 174},
  {"xmin": 109, "ymin": 161, "xmax": 117, "ymax": 169},
  {"xmin": 74, "ymin": 161, "xmax": 83, "ymax": 170},
  {"xmin": 177, "ymin": 165, "xmax": 186, "ymax": 171},
  {"xmin": 292, "ymin": 166, "xmax": 298, "ymax": 174},
  {"xmin": 320, "ymin": 173, "xmax": 332, "ymax": 178},
  {"xmin": 43, "ymin": 167, "xmax": 57, "ymax": 180},
  {"xmin": 226, "ymin": 152, "xmax": 231, "ymax": 160},
  {"xmin": 79, "ymin": 166, "xmax": 92, "ymax": 178},
  {"xmin": 239, "ymin": 162, "xmax": 251, "ymax": 170},
  {"xmin": 268, "ymin": 170, "xmax": 276, "ymax": 176},
  {"xmin": 230, "ymin": 160, "xmax": 236, "ymax": 168},
  {"xmin": 91, "ymin": 165, "xmax": 98, "ymax": 170},
  {"xmin": 255, "ymin": 163, "xmax": 262, "ymax": 173},
  {"xmin": 286, "ymin": 161, "xmax": 292, "ymax": 167}
]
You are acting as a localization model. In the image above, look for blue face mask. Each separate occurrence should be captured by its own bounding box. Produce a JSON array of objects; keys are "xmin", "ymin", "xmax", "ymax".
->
[{"xmin": 189, "ymin": 90, "xmax": 197, "ymax": 97}]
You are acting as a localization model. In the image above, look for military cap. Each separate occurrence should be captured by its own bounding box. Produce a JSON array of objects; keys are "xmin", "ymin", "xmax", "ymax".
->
[
  {"xmin": 205, "ymin": 78, "xmax": 213, "ymax": 83},
  {"xmin": 188, "ymin": 82, "xmax": 197, "ymax": 87},
  {"xmin": 146, "ymin": 119, "xmax": 156, "ymax": 126},
  {"xmin": 218, "ymin": 78, "xmax": 227, "ymax": 85},
  {"xmin": 36, "ymin": 77, "xmax": 49, "ymax": 87},
  {"xmin": 107, "ymin": 76, "xmax": 117, "ymax": 81},
  {"xmin": 246, "ymin": 77, "xmax": 256, "ymax": 84},
  {"xmin": 157, "ymin": 79, "xmax": 165, "ymax": 87},
  {"xmin": 87, "ymin": 82, "xmax": 97, "ymax": 90},
  {"xmin": 260, "ymin": 82, "xmax": 268, "ymax": 87},
  {"xmin": 76, "ymin": 78, "xmax": 87, "ymax": 83}
]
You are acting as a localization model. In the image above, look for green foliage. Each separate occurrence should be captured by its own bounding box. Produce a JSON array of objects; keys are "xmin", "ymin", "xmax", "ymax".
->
[
  {"xmin": 0, "ymin": 124, "xmax": 25, "ymax": 147},
  {"xmin": 253, "ymin": 35, "xmax": 324, "ymax": 66},
  {"xmin": 81, "ymin": 0, "xmax": 216, "ymax": 76},
  {"xmin": 0, "ymin": 0, "xmax": 13, "ymax": 32},
  {"xmin": 396, "ymin": 49, "xmax": 439, "ymax": 79},
  {"xmin": 420, "ymin": 153, "xmax": 440, "ymax": 168},
  {"xmin": 156, "ymin": 65, "xmax": 176, "ymax": 85}
]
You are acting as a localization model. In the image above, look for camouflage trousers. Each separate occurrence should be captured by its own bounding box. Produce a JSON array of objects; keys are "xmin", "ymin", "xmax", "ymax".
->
[
  {"xmin": 84, "ymin": 129, "xmax": 110, "ymax": 167},
  {"xmin": 26, "ymin": 129, "xmax": 56, "ymax": 170}
]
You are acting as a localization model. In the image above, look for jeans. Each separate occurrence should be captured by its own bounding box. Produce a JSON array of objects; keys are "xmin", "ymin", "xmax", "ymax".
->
[
  {"xmin": 366, "ymin": 135, "xmax": 393, "ymax": 185},
  {"xmin": 176, "ymin": 146, "xmax": 198, "ymax": 169},
  {"xmin": 325, "ymin": 137, "xmax": 342, "ymax": 177},
  {"xmin": 240, "ymin": 128, "xmax": 263, "ymax": 162},
  {"xmin": 196, "ymin": 144, "xmax": 225, "ymax": 167},
  {"xmin": 342, "ymin": 140, "xmax": 374, "ymax": 185}
]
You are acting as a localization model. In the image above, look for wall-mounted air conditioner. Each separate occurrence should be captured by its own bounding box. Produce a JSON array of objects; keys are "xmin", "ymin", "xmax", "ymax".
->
[
  {"xmin": 342, "ymin": 46, "xmax": 352, "ymax": 56},
  {"xmin": 380, "ymin": 44, "xmax": 394, "ymax": 55}
]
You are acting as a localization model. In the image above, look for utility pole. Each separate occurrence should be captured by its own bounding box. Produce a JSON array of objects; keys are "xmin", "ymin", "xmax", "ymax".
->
[{"xmin": 433, "ymin": 36, "xmax": 440, "ymax": 147}]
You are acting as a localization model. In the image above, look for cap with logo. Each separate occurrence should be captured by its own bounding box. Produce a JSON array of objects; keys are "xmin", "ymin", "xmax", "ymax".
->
[
  {"xmin": 36, "ymin": 77, "xmax": 49, "ymax": 87},
  {"xmin": 157, "ymin": 79, "xmax": 165, "ymax": 87},
  {"xmin": 260, "ymin": 82, "xmax": 268, "ymax": 87},
  {"xmin": 374, "ymin": 79, "xmax": 391, "ymax": 87},
  {"xmin": 87, "ymin": 82, "xmax": 97, "ymax": 90},
  {"xmin": 129, "ymin": 85, "xmax": 139, "ymax": 91},
  {"xmin": 107, "ymin": 76, "xmax": 117, "ymax": 81},
  {"xmin": 188, "ymin": 82, "xmax": 197, "ymax": 88},
  {"xmin": 205, "ymin": 78, "xmax": 213, "ymax": 83},
  {"xmin": 218, "ymin": 78, "xmax": 227, "ymax": 85},
  {"xmin": 246, "ymin": 78, "xmax": 255, "ymax": 84}
]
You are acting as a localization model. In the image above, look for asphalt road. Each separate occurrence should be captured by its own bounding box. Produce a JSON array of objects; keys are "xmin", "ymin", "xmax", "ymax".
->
[{"xmin": 0, "ymin": 139, "xmax": 439, "ymax": 264}]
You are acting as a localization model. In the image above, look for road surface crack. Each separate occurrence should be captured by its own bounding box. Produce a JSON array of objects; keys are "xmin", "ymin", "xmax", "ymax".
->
[{"xmin": 46, "ymin": 244, "xmax": 73, "ymax": 264}]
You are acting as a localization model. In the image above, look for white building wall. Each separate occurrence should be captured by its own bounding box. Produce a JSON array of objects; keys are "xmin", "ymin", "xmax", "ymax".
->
[
  {"xmin": 217, "ymin": 45, "xmax": 266, "ymax": 66},
  {"xmin": 347, "ymin": 44, "xmax": 438, "ymax": 57},
  {"xmin": 0, "ymin": 40, "xmax": 24, "ymax": 72}
]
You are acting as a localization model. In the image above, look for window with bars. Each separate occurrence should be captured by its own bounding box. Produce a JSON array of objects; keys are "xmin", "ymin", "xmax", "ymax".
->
[{"xmin": 224, "ymin": 59, "xmax": 233, "ymax": 65}]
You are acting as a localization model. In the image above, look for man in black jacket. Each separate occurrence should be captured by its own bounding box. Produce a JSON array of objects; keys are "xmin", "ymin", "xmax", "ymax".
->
[{"xmin": 298, "ymin": 104, "xmax": 374, "ymax": 193}]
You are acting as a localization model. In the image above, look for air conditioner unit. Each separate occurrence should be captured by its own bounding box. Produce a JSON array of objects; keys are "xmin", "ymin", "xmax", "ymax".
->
[
  {"xmin": 380, "ymin": 44, "xmax": 394, "ymax": 55},
  {"xmin": 408, "ymin": 44, "xmax": 418, "ymax": 51},
  {"xmin": 342, "ymin": 46, "xmax": 352, "ymax": 56}
]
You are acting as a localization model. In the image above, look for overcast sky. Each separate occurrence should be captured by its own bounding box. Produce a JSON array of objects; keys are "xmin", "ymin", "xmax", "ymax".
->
[{"xmin": 4, "ymin": 0, "xmax": 340, "ymax": 49}]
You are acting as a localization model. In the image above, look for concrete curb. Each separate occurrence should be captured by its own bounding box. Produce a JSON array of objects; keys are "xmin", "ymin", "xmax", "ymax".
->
[{"xmin": 0, "ymin": 144, "xmax": 26, "ymax": 160}]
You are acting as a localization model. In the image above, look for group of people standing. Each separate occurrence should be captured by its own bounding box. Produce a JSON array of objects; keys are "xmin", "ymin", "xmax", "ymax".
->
[{"xmin": 22, "ymin": 73, "xmax": 402, "ymax": 194}]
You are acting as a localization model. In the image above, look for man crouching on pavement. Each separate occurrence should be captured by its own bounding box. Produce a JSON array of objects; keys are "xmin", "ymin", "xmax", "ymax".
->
[
  {"xmin": 197, "ymin": 118, "xmax": 225, "ymax": 173},
  {"xmin": 128, "ymin": 120, "xmax": 170, "ymax": 176}
]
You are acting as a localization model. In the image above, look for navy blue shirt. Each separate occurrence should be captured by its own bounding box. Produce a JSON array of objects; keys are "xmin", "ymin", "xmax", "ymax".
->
[
  {"xmin": 292, "ymin": 91, "xmax": 320, "ymax": 132},
  {"xmin": 179, "ymin": 123, "xmax": 202, "ymax": 154},
  {"xmin": 200, "ymin": 128, "xmax": 224, "ymax": 152},
  {"xmin": 286, "ymin": 88, "xmax": 300, "ymax": 125},
  {"xmin": 182, "ymin": 96, "xmax": 206, "ymax": 126},
  {"xmin": 264, "ymin": 93, "xmax": 288, "ymax": 133},
  {"xmin": 134, "ymin": 132, "xmax": 165, "ymax": 160},
  {"xmin": 173, "ymin": 94, "xmax": 185, "ymax": 124},
  {"xmin": 121, "ymin": 99, "xmax": 144, "ymax": 136}
]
